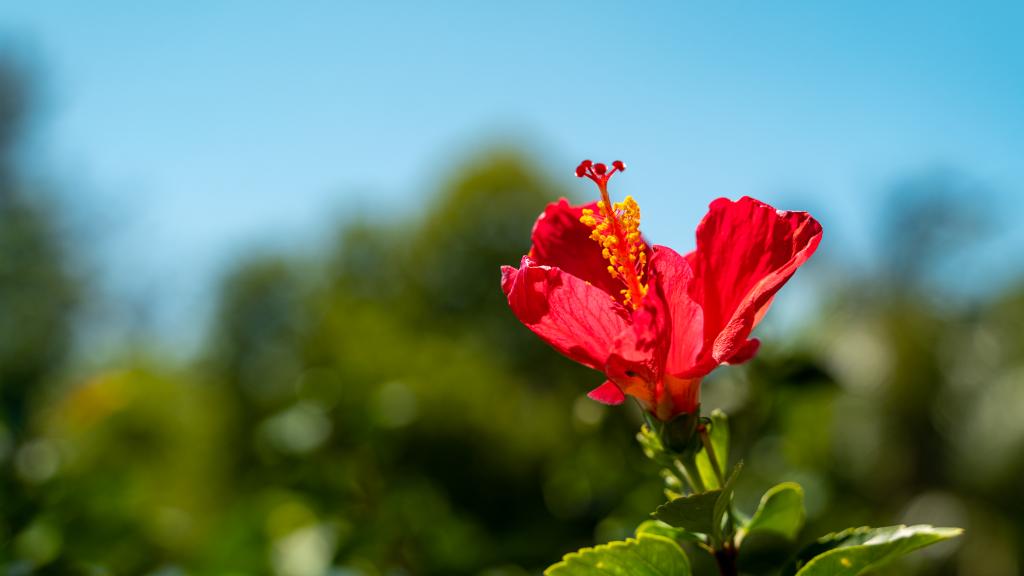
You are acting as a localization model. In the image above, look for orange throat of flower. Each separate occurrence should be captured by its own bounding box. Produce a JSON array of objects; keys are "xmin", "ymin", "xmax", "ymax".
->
[{"xmin": 576, "ymin": 160, "xmax": 648, "ymax": 309}]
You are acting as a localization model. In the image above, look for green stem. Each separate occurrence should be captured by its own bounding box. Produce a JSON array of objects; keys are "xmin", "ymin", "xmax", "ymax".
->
[
  {"xmin": 698, "ymin": 423, "xmax": 726, "ymax": 487},
  {"xmin": 698, "ymin": 423, "xmax": 738, "ymax": 575},
  {"xmin": 677, "ymin": 456, "xmax": 706, "ymax": 493},
  {"xmin": 672, "ymin": 460, "xmax": 699, "ymax": 493},
  {"xmin": 713, "ymin": 541, "xmax": 739, "ymax": 576}
]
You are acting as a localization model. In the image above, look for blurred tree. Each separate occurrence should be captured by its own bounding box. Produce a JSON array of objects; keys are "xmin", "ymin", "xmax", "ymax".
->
[
  {"xmin": 877, "ymin": 169, "xmax": 991, "ymax": 293},
  {"xmin": 0, "ymin": 56, "xmax": 79, "ymax": 571}
]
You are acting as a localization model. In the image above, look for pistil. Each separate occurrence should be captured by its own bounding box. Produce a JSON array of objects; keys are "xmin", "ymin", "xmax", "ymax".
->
[{"xmin": 576, "ymin": 160, "xmax": 648, "ymax": 308}]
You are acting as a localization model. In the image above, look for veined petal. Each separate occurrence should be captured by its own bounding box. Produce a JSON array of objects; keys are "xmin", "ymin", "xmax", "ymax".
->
[
  {"xmin": 688, "ymin": 197, "xmax": 822, "ymax": 364},
  {"xmin": 604, "ymin": 246, "xmax": 707, "ymax": 419},
  {"xmin": 604, "ymin": 274, "xmax": 672, "ymax": 411},
  {"xmin": 502, "ymin": 256, "xmax": 630, "ymax": 371},
  {"xmin": 723, "ymin": 338, "xmax": 760, "ymax": 365},
  {"xmin": 646, "ymin": 245, "xmax": 707, "ymax": 377},
  {"xmin": 528, "ymin": 198, "xmax": 622, "ymax": 297}
]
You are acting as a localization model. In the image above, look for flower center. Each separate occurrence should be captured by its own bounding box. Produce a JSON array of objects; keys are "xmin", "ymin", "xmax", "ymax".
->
[{"xmin": 576, "ymin": 160, "xmax": 648, "ymax": 309}]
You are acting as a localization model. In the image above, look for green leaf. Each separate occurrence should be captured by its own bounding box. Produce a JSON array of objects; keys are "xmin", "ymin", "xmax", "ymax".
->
[
  {"xmin": 783, "ymin": 525, "xmax": 963, "ymax": 576},
  {"xmin": 544, "ymin": 534, "xmax": 692, "ymax": 576},
  {"xmin": 635, "ymin": 520, "xmax": 703, "ymax": 543},
  {"xmin": 651, "ymin": 490, "xmax": 721, "ymax": 534},
  {"xmin": 695, "ymin": 409, "xmax": 729, "ymax": 489},
  {"xmin": 742, "ymin": 482, "xmax": 805, "ymax": 541}
]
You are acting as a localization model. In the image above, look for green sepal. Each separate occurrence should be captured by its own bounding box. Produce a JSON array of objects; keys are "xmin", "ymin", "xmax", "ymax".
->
[
  {"xmin": 639, "ymin": 409, "xmax": 702, "ymax": 460},
  {"xmin": 661, "ymin": 410, "xmax": 701, "ymax": 455},
  {"xmin": 544, "ymin": 534, "xmax": 692, "ymax": 576},
  {"xmin": 782, "ymin": 524, "xmax": 963, "ymax": 576}
]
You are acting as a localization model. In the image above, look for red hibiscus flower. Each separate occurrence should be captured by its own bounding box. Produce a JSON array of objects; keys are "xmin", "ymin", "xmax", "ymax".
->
[{"xmin": 501, "ymin": 160, "xmax": 822, "ymax": 421}]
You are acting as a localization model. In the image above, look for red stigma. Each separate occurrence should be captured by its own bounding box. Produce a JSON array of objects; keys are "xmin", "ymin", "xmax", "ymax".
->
[
  {"xmin": 575, "ymin": 159, "xmax": 626, "ymax": 188},
  {"xmin": 575, "ymin": 160, "xmax": 593, "ymax": 177}
]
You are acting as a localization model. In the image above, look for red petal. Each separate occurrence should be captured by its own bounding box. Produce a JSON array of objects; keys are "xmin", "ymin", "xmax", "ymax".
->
[
  {"xmin": 688, "ymin": 197, "xmax": 822, "ymax": 364},
  {"xmin": 724, "ymin": 338, "xmax": 760, "ymax": 365},
  {"xmin": 603, "ymin": 356, "xmax": 657, "ymax": 413},
  {"xmin": 646, "ymin": 245, "xmax": 708, "ymax": 377},
  {"xmin": 604, "ymin": 276, "xmax": 671, "ymax": 410},
  {"xmin": 587, "ymin": 380, "xmax": 626, "ymax": 405},
  {"xmin": 502, "ymin": 257, "xmax": 630, "ymax": 370},
  {"xmin": 603, "ymin": 246, "xmax": 707, "ymax": 419},
  {"xmin": 665, "ymin": 375, "xmax": 701, "ymax": 418},
  {"xmin": 528, "ymin": 198, "xmax": 627, "ymax": 298}
]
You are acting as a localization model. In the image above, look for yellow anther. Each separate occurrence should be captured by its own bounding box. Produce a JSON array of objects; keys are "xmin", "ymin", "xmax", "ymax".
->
[{"xmin": 578, "ymin": 189, "xmax": 649, "ymax": 309}]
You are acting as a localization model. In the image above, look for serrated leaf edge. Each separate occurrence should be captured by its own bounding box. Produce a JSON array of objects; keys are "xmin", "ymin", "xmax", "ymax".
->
[{"xmin": 544, "ymin": 534, "xmax": 690, "ymax": 576}]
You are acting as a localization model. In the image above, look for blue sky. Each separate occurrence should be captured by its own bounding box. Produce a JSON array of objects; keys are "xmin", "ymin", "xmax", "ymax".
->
[{"xmin": 4, "ymin": 1, "xmax": 1023, "ymax": 342}]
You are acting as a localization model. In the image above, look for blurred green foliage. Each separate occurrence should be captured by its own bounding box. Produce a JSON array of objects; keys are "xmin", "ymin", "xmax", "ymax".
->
[{"xmin": 0, "ymin": 59, "xmax": 1021, "ymax": 575}]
